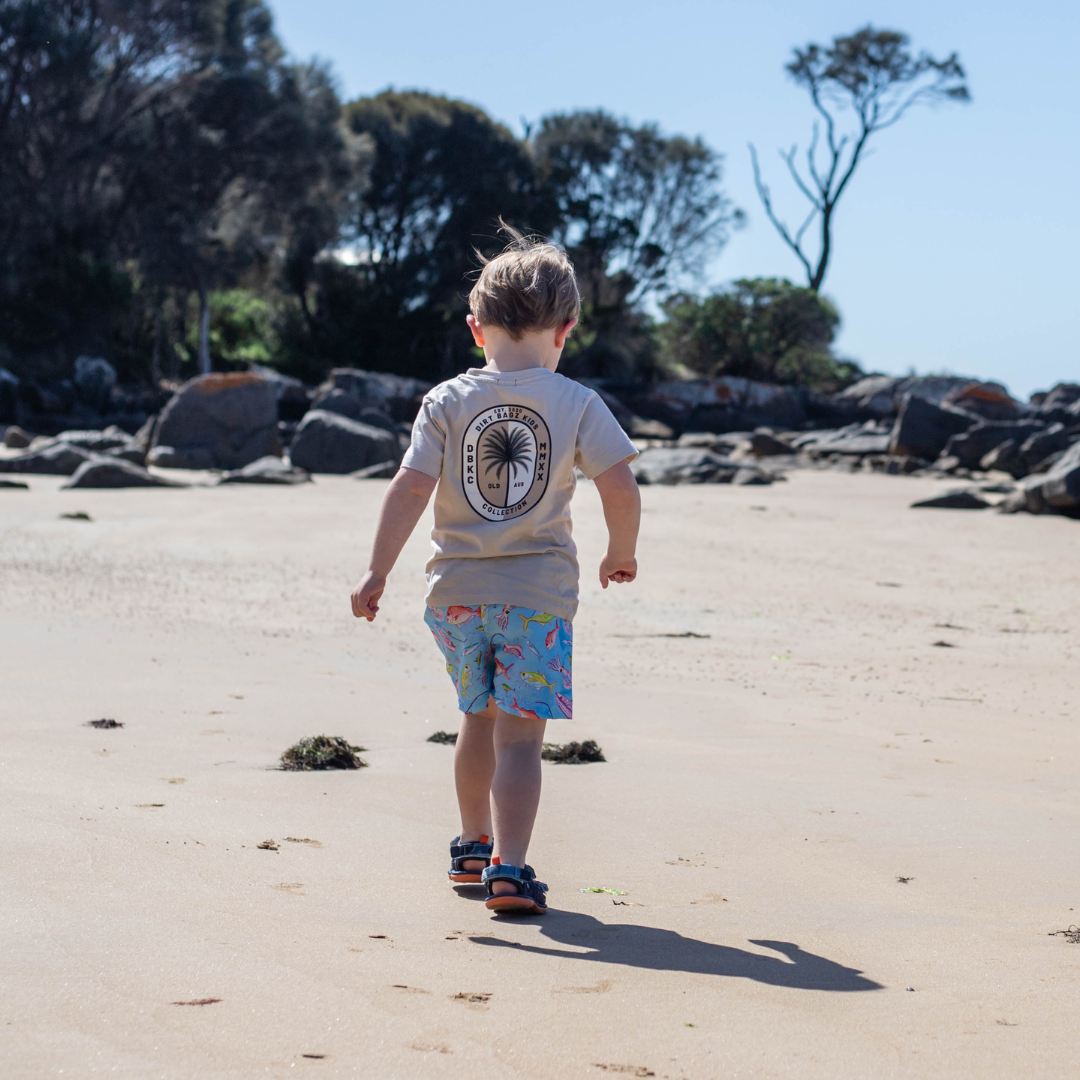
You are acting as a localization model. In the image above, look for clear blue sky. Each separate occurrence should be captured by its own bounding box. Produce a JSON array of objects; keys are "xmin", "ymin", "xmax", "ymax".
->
[{"xmin": 267, "ymin": 0, "xmax": 1078, "ymax": 399}]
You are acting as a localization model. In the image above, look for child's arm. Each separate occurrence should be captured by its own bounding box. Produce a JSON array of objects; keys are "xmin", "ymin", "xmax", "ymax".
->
[
  {"xmin": 592, "ymin": 459, "xmax": 641, "ymax": 589},
  {"xmin": 351, "ymin": 466, "xmax": 439, "ymax": 621}
]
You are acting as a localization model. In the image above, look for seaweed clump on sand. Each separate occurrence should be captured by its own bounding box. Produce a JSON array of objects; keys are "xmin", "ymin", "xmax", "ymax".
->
[
  {"xmin": 86, "ymin": 718, "xmax": 123, "ymax": 729},
  {"xmin": 541, "ymin": 740, "xmax": 605, "ymax": 764},
  {"xmin": 427, "ymin": 730, "xmax": 458, "ymax": 745},
  {"xmin": 280, "ymin": 736, "xmax": 367, "ymax": 771}
]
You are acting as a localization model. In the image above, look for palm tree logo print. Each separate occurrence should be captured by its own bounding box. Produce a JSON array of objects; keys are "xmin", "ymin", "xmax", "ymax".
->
[
  {"xmin": 482, "ymin": 424, "xmax": 533, "ymax": 484},
  {"xmin": 462, "ymin": 405, "xmax": 552, "ymax": 521}
]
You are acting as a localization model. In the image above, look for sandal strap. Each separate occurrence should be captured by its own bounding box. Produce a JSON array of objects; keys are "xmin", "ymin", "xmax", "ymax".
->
[
  {"xmin": 481, "ymin": 862, "xmax": 548, "ymax": 895},
  {"xmin": 449, "ymin": 835, "xmax": 493, "ymax": 873}
]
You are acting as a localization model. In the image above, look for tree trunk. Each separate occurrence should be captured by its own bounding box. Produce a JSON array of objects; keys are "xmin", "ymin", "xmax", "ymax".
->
[{"xmin": 197, "ymin": 286, "xmax": 212, "ymax": 375}]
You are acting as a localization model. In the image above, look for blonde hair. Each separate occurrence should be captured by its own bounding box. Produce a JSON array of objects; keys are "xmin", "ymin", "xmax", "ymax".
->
[{"xmin": 469, "ymin": 222, "xmax": 580, "ymax": 340}]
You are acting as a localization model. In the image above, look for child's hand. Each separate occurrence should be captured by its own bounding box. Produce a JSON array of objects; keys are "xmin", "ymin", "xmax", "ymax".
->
[
  {"xmin": 351, "ymin": 572, "xmax": 386, "ymax": 620},
  {"xmin": 599, "ymin": 553, "xmax": 637, "ymax": 589}
]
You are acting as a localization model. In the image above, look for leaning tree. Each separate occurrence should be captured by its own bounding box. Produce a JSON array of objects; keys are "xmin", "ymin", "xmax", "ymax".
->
[{"xmin": 750, "ymin": 26, "xmax": 970, "ymax": 292}]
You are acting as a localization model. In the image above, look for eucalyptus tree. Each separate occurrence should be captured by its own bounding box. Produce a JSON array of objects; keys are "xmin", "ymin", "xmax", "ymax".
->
[
  {"xmin": 531, "ymin": 110, "xmax": 742, "ymax": 379},
  {"xmin": 750, "ymin": 26, "xmax": 969, "ymax": 292}
]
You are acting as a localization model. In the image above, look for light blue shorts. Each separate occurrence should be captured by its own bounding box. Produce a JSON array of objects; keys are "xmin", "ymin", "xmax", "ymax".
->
[{"xmin": 424, "ymin": 605, "xmax": 573, "ymax": 718}]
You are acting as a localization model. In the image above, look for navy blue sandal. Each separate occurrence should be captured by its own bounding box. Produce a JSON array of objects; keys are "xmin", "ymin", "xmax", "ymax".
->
[
  {"xmin": 448, "ymin": 834, "xmax": 493, "ymax": 883},
  {"xmin": 481, "ymin": 859, "xmax": 548, "ymax": 914}
]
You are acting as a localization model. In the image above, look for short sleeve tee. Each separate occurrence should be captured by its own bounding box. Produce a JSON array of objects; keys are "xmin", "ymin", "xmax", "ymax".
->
[{"xmin": 401, "ymin": 366, "xmax": 637, "ymax": 621}]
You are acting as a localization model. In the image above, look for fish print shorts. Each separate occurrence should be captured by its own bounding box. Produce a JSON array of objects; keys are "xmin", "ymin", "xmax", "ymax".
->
[{"xmin": 424, "ymin": 605, "xmax": 572, "ymax": 719}]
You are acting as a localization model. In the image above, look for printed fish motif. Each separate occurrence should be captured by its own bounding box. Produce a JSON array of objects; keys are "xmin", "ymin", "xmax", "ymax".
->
[
  {"xmin": 518, "ymin": 612, "xmax": 556, "ymax": 632},
  {"xmin": 446, "ymin": 606, "xmax": 482, "ymax": 626},
  {"xmin": 495, "ymin": 605, "xmax": 512, "ymax": 631},
  {"xmin": 510, "ymin": 698, "xmax": 546, "ymax": 721},
  {"xmin": 547, "ymin": 658, "xmax": 572, "ymax": 690},
  {"xmin": 554, "ymin": 691, "xmax": 572, "ymax": 718},
  {"xmin": 459, "ymin": 665, "xmax": 471, "ymax": 695},
  {"xmin": 525, "ymin": 639, "xmax": 541, "ymax": 657},
  {"xmin": 500, "ymin": 683, "xmax": 512, "ymax": 693},
  {"xmin": 544, "ymin": 627, "xmax": 559, "ymax": 651},
  {"xmin": 521, "ymin": 670, "xmax": 557, "ymax": 691},
  {"xmin": 501, "ymin": 643, "xmax": 525, "ymax": 660},
  {"xmin": 494, "ymin": 657, "xmax": 514, "ymax": 678},
  {"xmin": 430, "ymin": 624, "xmax": 457, "ymax": 652}
]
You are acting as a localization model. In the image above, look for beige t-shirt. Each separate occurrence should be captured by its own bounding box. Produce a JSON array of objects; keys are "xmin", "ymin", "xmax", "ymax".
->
[{"xmin": 401, "ymin": 367, "xmax": 638, "ymax": 621}]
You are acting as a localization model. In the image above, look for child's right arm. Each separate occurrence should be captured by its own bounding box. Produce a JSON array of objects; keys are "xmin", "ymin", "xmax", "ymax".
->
[
  {"xmin": 593, "ymin": 459, "xmax": 641, "ymax": 589},
  {"xmin": 350, "ymin": 466, "xmax": 438, "ymax": 621}
]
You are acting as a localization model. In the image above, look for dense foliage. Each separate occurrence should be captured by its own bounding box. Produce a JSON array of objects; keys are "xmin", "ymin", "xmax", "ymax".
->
[
  {"xmin": 1, "ymin": 2, "xmax": 859, "ymax": 391},
  {"xmin": 658, "ymin": 279, "xmax": 861, "ymax": 392}
]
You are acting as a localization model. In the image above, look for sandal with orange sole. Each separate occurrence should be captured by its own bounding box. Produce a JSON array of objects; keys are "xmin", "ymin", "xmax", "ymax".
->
[
  {"xmin": 448, "ymin": 835, "xmax": 493, "ymax": 884},
  {"xmin": 481, "ymin": 858, "xmax": 548, "ymax": 914}
]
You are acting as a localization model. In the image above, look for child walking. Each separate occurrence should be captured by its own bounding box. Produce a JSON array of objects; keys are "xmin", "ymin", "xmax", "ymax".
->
[{"xmin": 350, "ymin": 227, "xmax": 641, "ymax": 914}]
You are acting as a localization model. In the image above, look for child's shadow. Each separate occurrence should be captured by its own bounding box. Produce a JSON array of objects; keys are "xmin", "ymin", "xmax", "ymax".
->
[{"xmin": 469, "ymin": 910, "xmax": 882, "ymax": 991}]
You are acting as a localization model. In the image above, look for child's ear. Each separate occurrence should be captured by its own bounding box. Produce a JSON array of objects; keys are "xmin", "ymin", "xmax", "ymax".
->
[
  {"xmin": 554, "ymin": 318, "xmax": 578, "ymax": 349},
  {"xmin": 466, "ymin": 314, "xmax": 486, "ymax": 347}
]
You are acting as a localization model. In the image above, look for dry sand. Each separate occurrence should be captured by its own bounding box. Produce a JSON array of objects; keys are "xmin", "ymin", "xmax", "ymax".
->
[{"xmin": 1, "ymin": 467, "xmax": 1078, "ymax": 1079}]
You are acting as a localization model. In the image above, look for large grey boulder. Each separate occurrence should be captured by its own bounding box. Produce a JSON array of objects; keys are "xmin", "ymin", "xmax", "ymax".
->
[
  {"xmin": 150, "ymin": 372, "xmax": 280, "ymax": 470},
  {"xmin": 631, "ymin": 447, "xmax": 739, "ymax": 485},
  {"xmin": 942, "ymin": 421, "xmax": 1046, "ymax": 470},
  {"xmin": 889, "ymin": 395, "xmax": 976, "ymax": 459},
  {"xmin": 218, "ymin": 456, "xmax": 311, "ymax": 485},
  {"xmin": 1039, "ymin": 441, "xmax": 1080, "ymax": 511},
  {"xmin": 1020, "ymin": 424, "xmax": 1074, "ymax": 471},
  {"xmin": 799, "ymin": 422, "xmax": 893, "ymax": 456},
  {"xmin": 911, "ymin": 488, "xmax": 992, "ymax": 510},
  {"xmin": 322, "ymin": 368, "xmax": 431, "ymax": 423},
  {"xmin": 72, "ymin": 356, "xmax": 116, "ymax": 413},
  {"xmin": 288, "ymin": 409, "xmax": 401, "ymax": 474},
  {"xmin": 3, "ymin": 424, "xmax": 32, "ymax": 448},
  {"xmin": 1031, "ymin": 382, "xmax": 1080, "ymax": 423},
  {"xmin": 62, "ymin": 458, "xmax": 183, "ymax": 488},
  {"xmin": 832, "ymin": 376, "xmax": 904, "ymax": 418},
  {"xmin": 249, "ymin": 364, "xmax": 311, "ymax": 421},
  {"xmin": 309, "ymin": 388, "xmax": 397, "ymax": 433},
  {"xmin": 0, "ymin": 442, "xmax": 96, "ymax": 475},
  {"xmin": 53, "ymin": 428, "xmax": 135, "ymax": 453}
]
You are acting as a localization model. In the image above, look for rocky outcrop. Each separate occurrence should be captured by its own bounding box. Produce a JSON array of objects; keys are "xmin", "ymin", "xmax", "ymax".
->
[
  {"xmin": 0, "ymin": 442, "xmax": 96, "ymax": 475},
  {"xmin": 287, "ymin": 409, "xmax": 401, "ymax": 474},
  {"xmin": 888, "ymin": 396, "xmax": 977, "ymax": 459},
  {"xmin": 218, "ymin": 456, "xmax": 312, "ymax": 485},
  {"xmin": 62, "ymin": 458, "xmax": 182, "ymax": 488},
  {"xmin": 319, "ymin": 368, "xmax": 430, "ymax": 424},
  {"xmin": 941, "ymin": 421, "xmax": 1047, "ymax": 470},
  {"xmin": 149, "ymin": 372, "xmax": 280, "ymax": 470}
]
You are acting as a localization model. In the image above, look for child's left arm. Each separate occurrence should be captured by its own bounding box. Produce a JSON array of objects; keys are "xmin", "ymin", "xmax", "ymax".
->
[
  {"xmin": 593, "ymin": 459, "xmax": 641, "ymax": 589},
  {"xmin": 351, "ymin": 466, "xmax": 439, "ymax": 620}
]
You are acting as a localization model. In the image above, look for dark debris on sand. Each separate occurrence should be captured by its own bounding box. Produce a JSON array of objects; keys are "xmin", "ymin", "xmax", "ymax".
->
[
  {"xmin": 542, "ymin": 740, "xmax": 606, "ymax": 764},
  {"xmin": 280, "ymin": 735, "xmax": 367, "ymax": 771},
  {"xmin": 427, "ymin": 730, "xmax": 458, "ymax": 745},
  {"xmin": 1049, "ymin": 925, "xmax": 1080, "ymax": 943},
  {"xmin": 86, "ymin": 718, "xmax": 123, "ymax": 729}
]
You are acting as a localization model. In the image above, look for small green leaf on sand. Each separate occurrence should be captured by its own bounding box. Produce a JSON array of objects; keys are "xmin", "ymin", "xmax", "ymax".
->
[
  {"xmin": 280, "ymin": 735, "xmax": 367, "ymax": 771},
  {"xmin": 581, "ymin": 887, "xmax": 628, "ymax": 895},
  {"xmin": 771, "ymin": 653, "xmax": 792, "ymax": 660}
]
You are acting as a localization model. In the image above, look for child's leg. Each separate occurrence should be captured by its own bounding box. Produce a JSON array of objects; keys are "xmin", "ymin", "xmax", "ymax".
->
[
  {"xmin": 489, "ymin": 707, "xmax": 547, "ymax": 895},
  {"xmin": 454, "ymin": 699, "xmax": 496, "ymax": 870}
]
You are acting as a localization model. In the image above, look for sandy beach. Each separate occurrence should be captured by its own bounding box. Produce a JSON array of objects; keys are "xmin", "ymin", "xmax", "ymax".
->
[{"xmin": 2, "ymin": 468, "xmax": 1078, "ymax": 1079}]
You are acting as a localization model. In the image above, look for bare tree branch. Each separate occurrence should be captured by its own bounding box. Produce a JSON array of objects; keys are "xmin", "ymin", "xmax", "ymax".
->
[{"xmin": 750, "ymin": 25, "xmax": 969, "ymax": 291}]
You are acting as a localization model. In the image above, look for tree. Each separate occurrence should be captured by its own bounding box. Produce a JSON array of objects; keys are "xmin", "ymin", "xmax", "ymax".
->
[
  {"xmin": 279, "ymin": 90, "xmax": 552, "ymax": 381},
  {"xmin": 658, "ymin": 278, "xmax": 861, "ymax": 392},
  {"xmin": 127, "ymin": 6, "xmax": 347, "ymax": 375},
  {"xmin": 750, "ymin": 26, "xmax": 969, "ymax": 292},
  {"xmin": 532, "ymin": 110, "xmax": 743, "ymax": 379}
]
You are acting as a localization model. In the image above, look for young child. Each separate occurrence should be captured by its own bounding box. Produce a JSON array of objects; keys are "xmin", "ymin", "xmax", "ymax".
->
[{"xmin": 350, "ymin": 227, "xmax": 641, "ymax": 914}]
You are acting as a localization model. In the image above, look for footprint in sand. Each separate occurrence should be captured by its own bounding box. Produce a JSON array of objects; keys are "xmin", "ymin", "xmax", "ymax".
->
[{"xmin": 271, "ymin": 882, "xmax": 304, "ymax": 894}]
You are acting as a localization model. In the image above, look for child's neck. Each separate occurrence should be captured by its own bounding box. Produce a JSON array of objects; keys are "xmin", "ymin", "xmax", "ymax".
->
[{"xmin": 478, "ymin": 327, "xmax": 560, "ymax": 374}]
